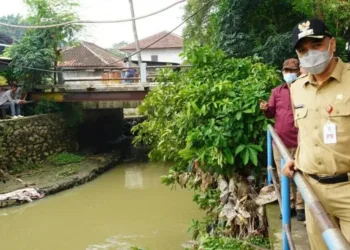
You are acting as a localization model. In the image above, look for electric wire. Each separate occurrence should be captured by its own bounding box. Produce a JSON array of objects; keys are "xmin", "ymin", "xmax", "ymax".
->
[
  {"xmin": 0, "ymin": 0, "xmax": 215, "ymax": 74},
  {"xmin": 0, "ymin": 0, "xmax": 186, "ymax": 29}
]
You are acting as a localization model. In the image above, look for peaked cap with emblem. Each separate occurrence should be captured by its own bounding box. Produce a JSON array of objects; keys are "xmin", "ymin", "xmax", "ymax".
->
[{"xmin": 292, "ymin": 19, "xmax": 332, "ymax": 49}]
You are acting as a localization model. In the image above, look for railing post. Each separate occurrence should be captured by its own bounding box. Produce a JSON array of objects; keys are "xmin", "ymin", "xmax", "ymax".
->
[
  {"xmin": 140, "ymin": 62, "xmax": 147, "ymax": 84},
  {"xmin": 267, "ymin": 130, "xmax": 273, "ymax": 184},
  {"xmin": 281, "ymin": 158, "xmax": 291, "ymax": 250}
]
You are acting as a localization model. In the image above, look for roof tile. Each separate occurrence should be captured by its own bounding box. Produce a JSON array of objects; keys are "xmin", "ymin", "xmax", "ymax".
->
[
  {"xmin": 58, "ymin": 41, "xmax": 124, "ymax": 67},
  {"xmin": 120, "ymin": 31, "xmax": 183, "ymax": 51}
]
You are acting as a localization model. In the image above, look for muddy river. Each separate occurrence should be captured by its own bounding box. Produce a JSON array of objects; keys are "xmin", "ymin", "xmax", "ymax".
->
[{"xmin": 0, "ymin": 163, "xmax": 202, "ymax": 250}]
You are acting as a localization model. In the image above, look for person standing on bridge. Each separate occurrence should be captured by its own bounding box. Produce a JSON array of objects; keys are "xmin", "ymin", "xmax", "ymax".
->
[
  {"xmin": 260, "ymin": 58, "xmax": 305, "ymax": 221},
  {"xmin": 283, "ymin": 19, "xmax": 350, "ymax": 249}
]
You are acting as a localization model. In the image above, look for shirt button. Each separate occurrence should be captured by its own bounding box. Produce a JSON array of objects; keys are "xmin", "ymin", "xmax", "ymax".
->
[
  {"xmin": 336, "ymin": 111, "xmax": 340, "ymax": 114},
  {"xmin": 314, "ymin": 125, "xmax": 318, "ymax": 129},
  {"xmin": 316, "ymin": 108, "xmax": 319, "ymax": 112},
  {"xmin": 315, "ymin": 143, "xmax": 319, "ymax": 147},
  {"xmin": 318, "ymin": 161, "xmax": 322, "ymax": 165}
]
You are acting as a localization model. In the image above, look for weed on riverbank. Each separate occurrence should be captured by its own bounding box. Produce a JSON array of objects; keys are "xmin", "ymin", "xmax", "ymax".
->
[{"xmin": 47, "ymin": 152, "xmax": 85, "ymax": 166}]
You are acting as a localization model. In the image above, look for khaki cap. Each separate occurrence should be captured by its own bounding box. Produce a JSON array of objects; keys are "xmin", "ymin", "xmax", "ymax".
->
[{"xmin": 282, "ymin": 58, "xmax": 299, "ymax": 70}]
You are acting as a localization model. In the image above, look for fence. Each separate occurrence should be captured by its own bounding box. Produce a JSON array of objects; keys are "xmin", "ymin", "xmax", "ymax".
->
[
  {"xmin": 266, "ymin": 124, "xmax": 350, "ymax": 250},
  {"xmin": 59, "ymin": 64, "xmax": 191, "ymax": 85}
]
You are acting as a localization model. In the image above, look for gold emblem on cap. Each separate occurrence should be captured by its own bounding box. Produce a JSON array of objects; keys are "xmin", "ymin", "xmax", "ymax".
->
[{"xmin": 298, "ymin": 21, "xmax": 311, "ymax": 32}]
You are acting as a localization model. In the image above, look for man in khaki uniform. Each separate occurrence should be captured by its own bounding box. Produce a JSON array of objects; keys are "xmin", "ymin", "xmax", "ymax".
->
[{"xmin": 283, "ymin": 19, "xmax": 350, "ymax": 249}]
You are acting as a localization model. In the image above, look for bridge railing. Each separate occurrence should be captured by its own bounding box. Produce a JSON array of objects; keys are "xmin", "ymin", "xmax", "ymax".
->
[
  {"xmin": 60, "ymin": 64, "xmax": 191, "ymax": 85},
  {"xmin": 266, "ymin": 124, "xmax": 350, "ymax": 250}
]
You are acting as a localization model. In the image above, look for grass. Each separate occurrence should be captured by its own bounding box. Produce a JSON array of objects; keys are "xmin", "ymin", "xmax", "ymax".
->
[
  {"xmin": 248, "ymin": 236, "xmax": 270, "ymax": 249},
  {"xmin": 56, "ymin": 165, "xmax": 80, "ymax": 178},
  {"xmin": 48, "ymin": 152, "xmax": 85, "ymax": 166},
  {"xmin": 185, "ymin": 236, "xmax": 270, "ymax": 250},
  {"xmin": 9, "ymin": 162, "xmax": 43, "ymax": 175}
]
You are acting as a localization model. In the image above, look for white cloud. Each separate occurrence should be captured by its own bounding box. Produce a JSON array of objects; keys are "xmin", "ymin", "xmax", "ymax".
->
[{"xmin": 0, "ymin": 0, "xmax": 186, "ymax": 48}]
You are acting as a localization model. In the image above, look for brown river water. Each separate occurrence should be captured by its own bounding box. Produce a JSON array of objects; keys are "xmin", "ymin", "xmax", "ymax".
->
[{"xmin": 0, "ymin": 163, "xmax": 202, "ymax": 250}]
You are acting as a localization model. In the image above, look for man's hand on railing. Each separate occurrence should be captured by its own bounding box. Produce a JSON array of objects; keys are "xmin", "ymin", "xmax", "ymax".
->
[{"xmin": 282, "ymin": 159, "xmax": 296, "ymax": 178}]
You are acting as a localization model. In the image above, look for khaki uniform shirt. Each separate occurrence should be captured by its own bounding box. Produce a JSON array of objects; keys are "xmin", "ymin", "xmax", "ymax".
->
[{"xmin": 290, "ymin": 58, "xmax": 350, "ymax": 175}]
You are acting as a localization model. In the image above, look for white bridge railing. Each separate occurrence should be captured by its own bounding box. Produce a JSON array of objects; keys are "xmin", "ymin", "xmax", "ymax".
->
[{"xmin": 58, "ymin": 64, "xmax": 191, "ymax": 87}]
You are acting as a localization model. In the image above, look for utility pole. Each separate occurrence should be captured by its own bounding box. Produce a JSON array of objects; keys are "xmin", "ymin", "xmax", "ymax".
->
[{"xmin": 128, "ymin": 0, "xmax": 142, "ymax": 68}]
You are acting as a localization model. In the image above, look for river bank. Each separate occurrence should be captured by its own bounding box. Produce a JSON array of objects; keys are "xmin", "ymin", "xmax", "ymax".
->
[
  {"xmin": 0, "ymin": 153, "xmax": 122, "ymax": 208},
  {"xmin": 1, "ymin": 162, "xmax": 202, "ymax": 250}
]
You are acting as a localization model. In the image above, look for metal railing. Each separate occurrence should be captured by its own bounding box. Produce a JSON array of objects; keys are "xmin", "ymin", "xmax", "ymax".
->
[
  {"xmin": 60, "ymin": 64, "xmax": 191, "ymax": 85},
  {"xmin": 266, "ymin": 124, "xmax": 350, "ymax": 250}
]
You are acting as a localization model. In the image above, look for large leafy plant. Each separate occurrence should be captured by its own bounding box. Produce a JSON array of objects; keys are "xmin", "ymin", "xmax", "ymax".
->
[
  {"xmin": 133, "ymin": 45, "xmax": 279, "ymax": 240},
  {"xmin": 133, "ymin": 44, "xmax": 279, "ymax": 176}
]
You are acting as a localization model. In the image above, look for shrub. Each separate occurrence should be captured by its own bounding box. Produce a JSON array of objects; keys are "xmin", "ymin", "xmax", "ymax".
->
[
  {"xmin": 133, "ymin": 44, "xmax": 279, "ymax": 176},
  {"xmin": 48, "ymin": 152, "xmax": 85, "ymax": 166},
  {"xmin": 56, "ymin": 165, "xmax": 79, "ymax": 178},
  {"xmin": 132, "ymin": 44, "xmax": 279, "ymax": 239}
]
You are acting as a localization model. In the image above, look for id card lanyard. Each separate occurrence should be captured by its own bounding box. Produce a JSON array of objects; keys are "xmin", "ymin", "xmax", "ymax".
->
[{"xmin": 323, "ymin": 104, "xmax": 337, "ymax": 144}]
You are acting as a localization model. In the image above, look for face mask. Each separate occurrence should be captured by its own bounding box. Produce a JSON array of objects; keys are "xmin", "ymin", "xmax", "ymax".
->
[
  {"xmin": 299, "ymin": 40, "xmax": 333, "ymax": 75},
  {"xmin": 283, "ymin": 73, "xmax": 298, "ymax": 84}
]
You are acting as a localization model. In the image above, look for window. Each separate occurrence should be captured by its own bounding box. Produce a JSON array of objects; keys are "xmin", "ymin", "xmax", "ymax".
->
[{"xmin": 151, "ymin": 55, "xmax": 158, "ymax": 62}]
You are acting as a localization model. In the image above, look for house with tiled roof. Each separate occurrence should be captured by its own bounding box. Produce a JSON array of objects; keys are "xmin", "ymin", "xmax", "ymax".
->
[
  {"xmin": 59, "ymin": 41, "xmax": 125, "ymax": 68},
  {"xmin": 120, "ymin": 31, "xmax": 183, "ymax": 64},
  {"xmin": 58, "ymin": 41, "xmax": 130, "ymax": 86}
]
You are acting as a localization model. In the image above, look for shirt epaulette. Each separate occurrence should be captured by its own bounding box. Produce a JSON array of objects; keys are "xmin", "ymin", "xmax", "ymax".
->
[{"xmin": 297, "ymin": 73, "xmax": 308, "ymax": 79}]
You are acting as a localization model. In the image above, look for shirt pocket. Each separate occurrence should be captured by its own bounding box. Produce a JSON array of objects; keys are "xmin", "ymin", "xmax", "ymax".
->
[
  {"xmin": 294, "ymin": 108, "xmax": 308, "ymax": 136},
  {"xmin": 329, "ymin": 104, "xmax": 350, "ymax": 134}
]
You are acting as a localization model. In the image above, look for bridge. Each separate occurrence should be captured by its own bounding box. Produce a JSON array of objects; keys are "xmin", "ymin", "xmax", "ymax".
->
[
  {"xmin": 28, "ymin": 64, "xmax": 189, "ymax": 109},
  {"xmin": 30, "ymin": 84, "xmax": 157, "ymax": 109}
]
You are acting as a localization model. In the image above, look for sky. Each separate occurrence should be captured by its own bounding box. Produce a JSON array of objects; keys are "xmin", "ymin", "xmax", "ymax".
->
[{"xmin": 0, "ymin": 0, "xmax": 186, "ymax": 48}]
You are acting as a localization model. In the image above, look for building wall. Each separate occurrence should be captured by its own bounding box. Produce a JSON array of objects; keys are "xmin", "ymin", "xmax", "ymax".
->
[
  {"xmin": 0, "ymin": 114, "xmax": 76, "ymax": 170},
  {"xmin": 129, "ymin": 48, "xmax": 183, "ymax": 64}
]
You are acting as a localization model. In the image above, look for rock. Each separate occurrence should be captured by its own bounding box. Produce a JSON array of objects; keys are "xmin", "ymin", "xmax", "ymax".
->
[{"xmin": 0, "ymin": 114, "xmax": 75, "ymax": 167}]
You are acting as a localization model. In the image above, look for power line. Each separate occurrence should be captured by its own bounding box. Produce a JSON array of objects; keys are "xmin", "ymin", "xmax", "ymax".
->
[
  {"xmin": 0, "ymin": 0, "xmax": 186, "ymax": 29},
  {"xmin": 114, "ymin": 0, "xmax": 215, "ymax": 65},
  {"xmin": 0, "ymin": 0, "xmax": 215, "ymax": 74},
  {"xmin": 0, "ymin": 60, "xmax": 57, "ymax": 73}
]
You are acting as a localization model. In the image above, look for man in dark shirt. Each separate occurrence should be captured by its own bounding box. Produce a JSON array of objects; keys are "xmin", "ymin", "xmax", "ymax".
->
[{"xmin": 260, "ymin": 58, "xmax": 305, "ymax": 221}]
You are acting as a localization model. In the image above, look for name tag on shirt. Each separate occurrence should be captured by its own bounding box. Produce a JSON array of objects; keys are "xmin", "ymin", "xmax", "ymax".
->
[
  {"xmin": 294, "ymin": 104, "xmax": 304, "ymax": 109},
  {"xmin": 323, "ymin": 121, "xmax": 337, "ymax": 144}
]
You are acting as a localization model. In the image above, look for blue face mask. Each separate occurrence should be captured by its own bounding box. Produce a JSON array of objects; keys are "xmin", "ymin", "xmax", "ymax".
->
[{"xmin": 283, "ymin": 73, "xmax": 298, "ymax": 84}]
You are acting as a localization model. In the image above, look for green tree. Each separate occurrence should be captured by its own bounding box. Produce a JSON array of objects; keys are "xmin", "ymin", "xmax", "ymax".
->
[
  {"xmin": 182, "ymin": 0, "xmax": 217, "ymax": 47},
  {"xmin": 5, "ymin": 0, "xmax": 81, "ymax": 88},
  {"xmin": 133, "ymin": 44, "xmax": 280, "ymax": 238},
  {"xmin": 215, "ymin": 0, "xmax": 305, "ymax": 67},
  {"xmin": 5, "ymin": 30, "xmax": 55, "ymax": 89},
  {"xmin": 0, "ymin": 15, "xmax": 25, "ymax": 42},
  {"xmin": 108, "ymin": 41, "xmax": 128, "ymax": 59},
  {"xmin": 182, "ymin": 0, "xmax": 305, "ymax": 67},
  {"xmin": 292, "ymin": 0, "xmax": 350, "ymax": 60}
]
